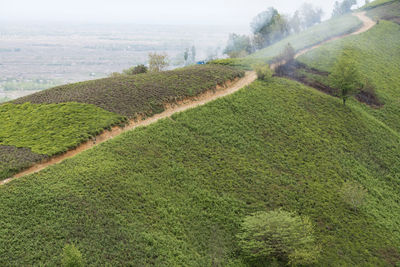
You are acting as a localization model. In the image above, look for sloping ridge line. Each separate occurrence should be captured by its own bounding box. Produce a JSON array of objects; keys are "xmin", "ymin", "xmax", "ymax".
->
[{"xmin": 1, "ymin": 12, "xmax": 375, "ymax": 186}]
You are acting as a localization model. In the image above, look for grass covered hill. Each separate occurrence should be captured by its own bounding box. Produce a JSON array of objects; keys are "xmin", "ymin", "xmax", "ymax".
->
[
  {"xmin": 1, "ymin": 77, "xmax": 400, "ymax": 266},
  {"xmin": 0, "ymin": 65, "xmax": 243, "ymax": 181},
  {"xmin": 366, "ymin": 0, "xmax": 400, "ymax": 23},
  {"xmin": 14, "ymin": 65, "xmax": 244, "ymax": 118},
  {"xmin": 298, "ymin": 20, "xmax": 400, "ymax": 134},
  {"xmin": 210, "ymin": 14, "xmax": 362, "ymax": 70}
]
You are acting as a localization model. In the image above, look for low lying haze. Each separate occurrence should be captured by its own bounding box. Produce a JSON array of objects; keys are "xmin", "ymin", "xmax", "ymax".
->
[{"xmin": 1, "ymin": 0, "xmax": 365, "ymax": 25}]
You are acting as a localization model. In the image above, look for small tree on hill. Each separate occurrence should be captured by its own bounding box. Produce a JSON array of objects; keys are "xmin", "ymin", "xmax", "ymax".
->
[
  {"xmin": 253, "ymin": 63, "xmax": 274, "ymax": 81},
  {"xmin": 329, "ymin": 51, "xmax": 360, "ymax": 105},
  {"xmin": 61, "ymin": 244, "xmax": 84, "ymax": 267},
  {"xmin": 237, "ymin": 210, "xmax": 320, "ymax": 266},
  {"xmin": 123, "ymin": 64, "xmax": 148, "ymax": 75},
  {"xmin": 148, "ymin": 52, "xmax": 169, "ymax": 72}
]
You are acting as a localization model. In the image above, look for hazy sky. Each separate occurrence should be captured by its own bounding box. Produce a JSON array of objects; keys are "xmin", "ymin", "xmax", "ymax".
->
[{"xmin": 1, "ymin": 0, "xmax": 366, "ymax": 25}]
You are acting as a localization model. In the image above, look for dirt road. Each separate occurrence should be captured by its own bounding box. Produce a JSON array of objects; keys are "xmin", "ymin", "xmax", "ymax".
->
[
  {"xmin": 0, "ymin": 72, "xmax": 257, "ymax": 186},
  {"xmin": 1, "ymin": 12, "xmax": 376, "ymax": 186},
  {"xmin": 295, "ymin": 12, "xmax": 376, "ymax": 58}
]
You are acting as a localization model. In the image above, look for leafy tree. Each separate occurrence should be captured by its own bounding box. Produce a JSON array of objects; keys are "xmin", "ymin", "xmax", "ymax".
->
[
  {"xmin": 184, "ymin": 48, "xmax": 189, "ymax": 63},
  {"xmin": 224, "ymin": 33, "xmax": 252, "ymax": 58},
  {"xmin": 61, "ymin": 244, "xmax": 84, "ymax": 267},
  {"xmin": 250, "ymin": 7, "xmax": 290, "ymax": 48},
  {"xmin": 332, "ymin": 0, "xmax": 357, "ymax": 17},
  {"xmin": 237, "ymin": 210, "xmax": 320, "ymax": 266},
  {"xmin": 289, "ymin": 11, "xmax": 302, "ymax": 34},
  {"xmin": 300, "ymin": 3, "xmax": 324, "ymax": 28},
  {"xmin": 329, "ymin": 51, "xmax": 360, "ymax": 105},
  {"xmin": 280, "ymin": 43, "xmax": 296, "ymax": 63},
  {"xmin": 341, "ymin": 181, "xmax": 367, "ymax": 210},
  {"xmin": 191, "ymin": 46, "xmax": 196, "ymax": 63},
  {"xmin": 123, "ymin": 64, "xmax": 148, "ymax": 75},
  {"xmin": 148, "ymin": 52, "xmax": 169, "ymax": 72}
]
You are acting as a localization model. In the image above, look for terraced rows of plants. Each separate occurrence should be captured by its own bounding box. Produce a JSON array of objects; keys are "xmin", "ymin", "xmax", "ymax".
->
[
  {"xmin": 0, "ymin": 102, "xmax": 125, "ymax": 180},
  {"xmin": 210, "ymin": 14, "xmax": 362, "ymax": 70},
  {"xmin": 298, "ymin": 20, "xmax": 400, "ymax": 134},
  {"xmin": 0, "ymin": 65, "xmax": 243, "ymax": 181},
  {"xmin": 14, "ymin": 65, "xmax": 245, "ymax": 117},
  {"xmin": 1, "ymin": 78, "xmax": 400, "ymax": 265}
]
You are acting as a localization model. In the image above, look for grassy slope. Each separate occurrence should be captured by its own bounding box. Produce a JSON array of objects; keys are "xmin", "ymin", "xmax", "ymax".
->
[
  {"xmin": 366, "ymin": 0, "xmax": 400, "ymax": 21},
  {"xmin": 0, "ymin": 65, "xmax": 242, "ymax": 181},
  {"xmin": 364, "ymin": 0, "xmax": 398, "ymax": 9},
  {"xmin": 298, "ymin": 21, "xmax": 400, "ymax": 134},
  {"xmin": 210, "ymin": 14, "xmax": 362, "ymax": 70},
  {"xmin": 14, "ymin": 65, "xmax": 244, "ymax": 118},
  {"xmin": 0, "ymin": 102, "xmax": 124, "ymax": 180},
  {"xmin": 0, "ymin": 102, "xmax": 125, "ymax": 155},
  {"xmin": 1, "ymin": 78, "xmax": 400, "ymax": 266}
]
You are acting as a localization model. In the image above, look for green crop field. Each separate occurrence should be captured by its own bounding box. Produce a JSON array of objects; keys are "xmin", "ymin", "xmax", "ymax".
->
[
  {"xmin": 210, "ymin": 14, "xmax": 362, "ymax": 70},
  {"xmin": 14, "ymin": 65, "xmax": 244, "ymax": 117},
  {"xmin": 1, "ymin": 78, "xmax": 400, "ymax": 266},
  {"xmin": 0, "ymin": 102, "xmax": 125, "ymax": 180},
  {"xmin": 298, "ymin": 21, "xmax": 400, "ymax": 134},
  {"xmin": 0, "ymin": 65, "xmax": 242, "ymax": 181}
]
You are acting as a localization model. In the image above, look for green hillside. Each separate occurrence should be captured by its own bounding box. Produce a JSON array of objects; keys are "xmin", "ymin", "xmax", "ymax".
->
[
  {"xmin": 210, "ymin": 14, "xmax": 362, "ymax": 70},
  {"xmin": 1, "ymin": 77, "xmax": 400, "ymax": 265},
  {"xmin": 0, "ymin": 65, "xmax": 243, "ymax": 181},
  {"xmin": 14, "ymin": 65, "xmax": 244, "ymax": 118},
  {"xmin": 298, "ymin": 21, "xmax": 400, "ymax": 134}
]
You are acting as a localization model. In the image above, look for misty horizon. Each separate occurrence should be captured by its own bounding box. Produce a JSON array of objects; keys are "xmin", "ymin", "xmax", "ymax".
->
[{"xmin": 1, "ymin": 0, "xmax": 366, "ymax": 26}]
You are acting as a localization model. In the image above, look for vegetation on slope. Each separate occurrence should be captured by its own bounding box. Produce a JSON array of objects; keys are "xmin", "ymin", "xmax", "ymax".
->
[
  {"xmin": 210, "ymin": 14, "xmax": 362, "ymax": 70},
  {"xmin": 0, "ymin": 146, "xmax": 47, "ymax": 180},
  {"xmin": 298, "ymin": 21, "xmax": 400, "ymax": 134},
  {"xmin": 363, "ymin": 0, "xmax": 398, "ymax": 9},
  {"xmin": 366, "ymin": 0, "xmax": 400, "ymax": 23},
  {"xmin": 0, "ymin": 65, "xmax": 242, "ymax": 181},
  {"xmin": 1, "ymin": 78, "xmax": 400, "ymax": 266},
  {"xmin": 14, "ymin": 65, "xmax": 244, "ymax": 117},
  {"xmin": 0, "ymin": 102, "xmax": 125, "ymax": 180}
]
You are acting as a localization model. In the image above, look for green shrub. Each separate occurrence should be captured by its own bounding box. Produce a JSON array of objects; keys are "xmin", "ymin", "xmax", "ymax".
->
[
  {"xmin": 341, "ymin": 181, "xmax": 367, "ymax": 211},
  {"xmin": 237, "ymin": 210, "xmax": 320, "ymax": 266},
  {"xmin": 123, "ymin": 64, "xmax": 148, "ymax": 75},
  {"xmin": 253, "ymin": 64, "xmax": 274, "ymax": 81},
  {"xmin": 61, "ymin": 244, "xmax": 84, "ymax": 267}
]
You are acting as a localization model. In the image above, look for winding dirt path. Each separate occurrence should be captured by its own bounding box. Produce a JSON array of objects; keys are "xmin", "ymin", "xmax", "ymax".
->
[
  {"xmin": 295, "ymin": 12, "xmax": 376, "ymax": 58},
  {"xmin": 1, "ymin": 12, "xmax": 376, "ymax": 186},
  {"xmin": 1, "ymin": 72, "xmax": 257, "ymax": 186}
]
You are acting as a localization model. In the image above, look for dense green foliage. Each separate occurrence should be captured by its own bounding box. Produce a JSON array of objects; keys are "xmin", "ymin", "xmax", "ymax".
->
[
  {"xmin": 62, "ymin": 244, "xmax": 84, "ymax": 267},
  {"xmin": 14, "ymin": 65, "xmax": 244, "ymax": 118},
  {"xmin": 329, "ymin": 50, "xmax": 361, "ymax": 105},
  {"xmin": 0, "ymin": 145, "xmax": 47, "ymax": 180},
  {"xmin": 1, "ymin": 78, "xmax": 400, "ymax": 265},
  {"xmin": 253, "ymin": 64, "xmax": 273, "ymax": 81},
  {"xmin": 0, "ymin": 102, "xmax": 125, "ymax": 156},
  {"xmin": 299, "ymin": 21, "xmax": 400, "ymax": 133},
  {"xmin": 237, "ymin": 210, "xmax": 319, "ymax": 265}
]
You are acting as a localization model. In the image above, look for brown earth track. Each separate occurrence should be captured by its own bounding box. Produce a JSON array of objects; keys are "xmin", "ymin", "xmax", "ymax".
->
[
  {"xmin": 1, "ymin": 12, "xmax": 376, "ymax": 186},
  {"xmin": 1, "ymin": 72, "xmax": 257, "ymax": 185}
]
